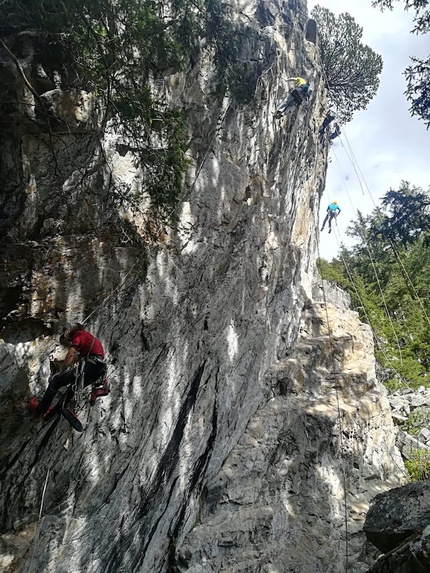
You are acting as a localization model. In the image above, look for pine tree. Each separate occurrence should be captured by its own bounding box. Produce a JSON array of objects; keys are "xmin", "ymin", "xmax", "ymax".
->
[
  {"xmin": 311, "ymin": 6, "xmax": 383, "ymax": 124},
  {"xmin": 372, "ymin": 0, "xmax": 430, "ymax": 128}
]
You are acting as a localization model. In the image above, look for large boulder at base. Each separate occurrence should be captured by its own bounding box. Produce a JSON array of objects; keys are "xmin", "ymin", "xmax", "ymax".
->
[
  {"xmin": 364, "ymin": 481, "xmax": 430, "ymax": 553},
  {"xmin": 366, "ymin": 525, "xmax": 430, "ymax": 572}
]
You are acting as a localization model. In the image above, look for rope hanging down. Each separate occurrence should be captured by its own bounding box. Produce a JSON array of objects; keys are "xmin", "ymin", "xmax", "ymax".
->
[
  {"xmin": 331, "ymin": 146, "xmax": 404, "ymax": 365},
  {"xmin": 320, "ymin": 60, "xmax": 430, "ymax": 334},
  {"xmin": 334, "ymin": 128, "xmax": 430, "ymax": 330},
  {"xmin": 330, "ymin": 228, "xmax": 398, "ymax": 369},
  {"xmin": 320, "ymin": 69, "xmax": 430, "ymax": 332},
  {"xmin": 317, "ymin": 243, "xmax": 349, "ymax": 573}
]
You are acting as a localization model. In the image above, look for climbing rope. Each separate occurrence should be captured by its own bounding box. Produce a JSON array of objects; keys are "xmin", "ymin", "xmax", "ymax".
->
[
  {"xmin": 331, "ymin": 147, "xmax": 404, "ymax": 365},
  {"xmin": 319, "ymin": 60, "xmax": 430, "ymax": 367},
  {"xmin": 81, "ymin": 260, "xmax": 139, "ymax": 325},
  {"xmin": 321, "ymin": 84, "xmax": 430, "ymax": 332},
  {"xmin": 341, "ymin": 130, "xmax": 369, "ymax": 197},
  {"xmin": 328, "ymin": 236, "xmax": 408, "ymax": 480},
  {"xmin": 317, "ymin": 243, "xmax": 349, "ymax": 573},
  {"xmin": 332, "ymin": 128, "xmax": 430, "ymax": 330},
  {"xmin": 330, "ymin": 227, "xmax": 409, "ymax": 384}
]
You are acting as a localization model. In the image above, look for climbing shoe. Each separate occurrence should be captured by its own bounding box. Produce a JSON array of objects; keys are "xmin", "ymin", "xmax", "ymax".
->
[
  {"xmin": 29, "ymin": 397, "xmax": 41, "ymax": 417},
  {"xmin": 328, "ymin": 229, "xmax": 332, "ymax": 234},
  {"xmin": 60, "ymin": 408, "xmax": 83, "ymax": 432},
  {"xmin": 90, "ymin": 379, "xmax": 111, "ymax": 406}
]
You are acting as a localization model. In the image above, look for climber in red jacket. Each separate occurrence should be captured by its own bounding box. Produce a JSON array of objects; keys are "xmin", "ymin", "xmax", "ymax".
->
[{"xmin": 29, "ymin": 324, "xmax": 109, "ymax": 422}]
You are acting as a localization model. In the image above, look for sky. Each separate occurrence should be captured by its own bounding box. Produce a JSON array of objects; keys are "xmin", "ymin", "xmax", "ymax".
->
[{"xmin": 307, "ymin": 0, "xmax": 429, "ymax": 260}]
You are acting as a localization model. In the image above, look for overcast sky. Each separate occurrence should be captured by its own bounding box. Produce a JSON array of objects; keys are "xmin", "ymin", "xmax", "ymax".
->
[{"xmin": 307, "ymin": 0, "xmax": 429, "ymax": 259}]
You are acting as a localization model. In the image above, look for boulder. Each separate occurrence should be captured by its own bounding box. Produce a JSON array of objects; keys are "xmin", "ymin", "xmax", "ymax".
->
[
  {"xmin": 417, "ymin": 427, "xmax": 430, "ymax": 445},
  {"xmin": 364, "ymin": 481, "xmax": 430, "ymax": 554},
  {"xmin": 396, "ymin": 431, "xmax": 430, "ymax": 460},
  {"xmin": 410, "ymin": 393, "xmax": 430, "ymax": 410},
  {"xmin": 366, "ymin": 525, "xmax": 430, "ymax": 572}
]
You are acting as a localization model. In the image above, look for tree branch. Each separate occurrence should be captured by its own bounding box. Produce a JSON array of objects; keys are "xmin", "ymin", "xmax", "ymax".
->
[{"xmin": 0, "ymin": 36, "xmax": 43, "ymax": 104}]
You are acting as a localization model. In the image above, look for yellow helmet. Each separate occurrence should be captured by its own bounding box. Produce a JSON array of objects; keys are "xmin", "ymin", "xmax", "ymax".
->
[{"xmin": 333, "ymin": 201, "xmax": 337, "ymax": 204}]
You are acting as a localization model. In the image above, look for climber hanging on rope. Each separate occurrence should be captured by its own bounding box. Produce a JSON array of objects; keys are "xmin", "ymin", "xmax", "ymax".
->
[
  {"xmin": 29, "ymin": 324, "xmax": 110, "ymax": 430},
  {"xmin": 319, "ymin": 112, "xmax": 336, "ymax": 135},
  {"xmin": 320, "ymin": 201, "xmax": 341, "ymax": 234},
  {"xmin": 330, "ymin": 123, "xmax": 341, "ymax": 141},
  {"xmin": 274, "ymin": 77, "xmax": 311, "ymax": 118}
]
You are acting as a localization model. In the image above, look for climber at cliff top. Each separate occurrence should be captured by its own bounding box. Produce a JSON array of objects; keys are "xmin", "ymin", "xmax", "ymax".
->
[
  {"xmin": 29, "ymin": 324, "xmax": 109, "ymax": 422},
  {"xmin": 320, "ymin": 201, "xmax": 341, "ymax": 234},
  {"xmin": 275, "ymin": 76, "xmax": 310, "ymax": 117}
]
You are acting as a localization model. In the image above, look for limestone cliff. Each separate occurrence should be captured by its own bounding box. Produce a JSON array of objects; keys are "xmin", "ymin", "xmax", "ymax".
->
[{"xmin": 0, "ymin": 1, "xmax": 404, "ymax": 572}]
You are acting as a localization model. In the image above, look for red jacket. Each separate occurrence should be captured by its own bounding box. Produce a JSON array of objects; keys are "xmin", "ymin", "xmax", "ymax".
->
[{"xmin": 70, "ymin": 330, "xmax": 104, "ymax": 358}]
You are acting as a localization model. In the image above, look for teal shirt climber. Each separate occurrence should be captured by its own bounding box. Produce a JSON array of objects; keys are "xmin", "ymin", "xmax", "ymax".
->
[{"xmin": 328, "ymin": 202, "xmax": 341, "ymax": 213}]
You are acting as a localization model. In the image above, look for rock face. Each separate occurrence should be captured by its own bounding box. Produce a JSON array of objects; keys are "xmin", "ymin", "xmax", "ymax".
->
[
  {"xmin": 389, "ymin": 387, "xmax": 430, "ymax": 426},
  {"xmin": 0, "ymin": 1, "xmax": 404, "ymax": 572},
  {"xmin": 175, "ymin": 301, "xmax": 404, "ymax": 572},
  {"xmin": 364, "ymin": 483, "xmax": 430, "ymax": 572},
  {"xmin": 313, "ymin": 279, "xmax": 352, "ymax": 311}
]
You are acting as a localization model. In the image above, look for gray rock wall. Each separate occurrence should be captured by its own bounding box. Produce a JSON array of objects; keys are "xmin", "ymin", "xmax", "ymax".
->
[
  {"xmin": 175, "ymin": 301, "xmax": 405, "ymax": 572},
  {"xmin": 0, "ymin": 1, "xmax": 404, "ymax": 572}
]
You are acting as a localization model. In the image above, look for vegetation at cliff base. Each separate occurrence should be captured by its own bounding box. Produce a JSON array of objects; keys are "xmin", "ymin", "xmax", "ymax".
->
[
  {"xmin": 372, "ymin": 0, "xmax": 430, "ymax": 128},
  {"xmin": 318, "ymin": 182, "xmax": 430, "ymax": 390},
  {"xmin": 404, "ymin": 449, "xmax": 430, "ymax": 481},
  {"xmin": 311, "ymin": 5, "xmax": 383, "ymax": 124}
]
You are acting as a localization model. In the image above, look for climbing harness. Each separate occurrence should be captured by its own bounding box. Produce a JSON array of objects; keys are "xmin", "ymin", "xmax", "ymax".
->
[
  {"xmin": 292, "ymin": 89, "xmax": 304, "ymax": 105},
  {"xmin": 41, "ymin": 333, "xmax": 110, "ymax": 437}
]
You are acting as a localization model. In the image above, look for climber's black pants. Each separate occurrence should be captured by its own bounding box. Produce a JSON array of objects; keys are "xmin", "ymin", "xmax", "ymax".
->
[
  {"xmin": 38, "ymin": 361, "xmax": 106, "ymax": 415},
  {"xmin": 321, "ymin": 212, "xmax": 336, "ymax": 231}
]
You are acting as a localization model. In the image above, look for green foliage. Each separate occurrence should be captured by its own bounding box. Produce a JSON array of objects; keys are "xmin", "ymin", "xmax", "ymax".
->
[
  {"xmin": 317, "ymin": 257, "xmax": 350, "ymax": 289},
  {"xmin": 0, "ymin": 0, "xmax": 245, "ymax": 223},
  {"xmin": 402, "ymin": 409, "xmax": 430, "ymax": 435},
  {"xmin": 311, "ymin": 6, "xmax": 383, "ymax": 124},
  {"xmin": 372, "ymin": 0, "xmax": 430, "ymax": 128},
  {"xmin": 373, "ymin": 182, "xmax": 430, "ymax": 245},
  {"xmin": 404, "ymin": 56, "xmax": 430, "ymax": 129},
  {"xmin": 320, "ymin": 183, "xmax": 430, "ymax": 389},
  {"xmin": 405, "ymin": 449, "xmax": 430, "ymax": 481}
]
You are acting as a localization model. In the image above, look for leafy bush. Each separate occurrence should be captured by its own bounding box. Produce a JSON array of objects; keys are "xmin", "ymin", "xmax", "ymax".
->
[{"xmin": 405, "ymin": 449, "xmax": 430, "ymax": 481}]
